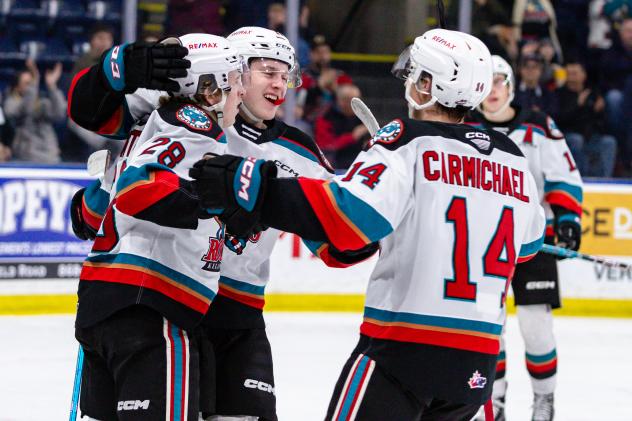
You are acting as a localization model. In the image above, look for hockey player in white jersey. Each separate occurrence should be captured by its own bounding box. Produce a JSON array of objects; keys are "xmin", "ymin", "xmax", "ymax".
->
[
  {"xmin": 466, "ymin": 55, "xmax": 584, "ymax": 421},
  {"xmin": 68, "ymin": 27, "xmax": 376, "ymax": 421},
  {"xmin": 73, "ymin": 34, "xmax": 251, "ymax": 421},
  {"xmin": 190, "ymin": 29, "xmax": 546, "ymax": 420}
]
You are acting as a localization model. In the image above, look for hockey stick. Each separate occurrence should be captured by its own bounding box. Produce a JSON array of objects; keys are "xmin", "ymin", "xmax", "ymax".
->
[
  {"xmin": 86, "ymin": 149, "xmax": 111, "ymax": 178},
  {"xmin": 351, "ymin": 97, "xmax": 380, "ymax": 136},
  {"xmin": 540, "ymin": 244, "xmax": 632, "ymax": 270},
  {"xmin": 69, "ymin": 345, "xmax": 84, "ymax": 421}
]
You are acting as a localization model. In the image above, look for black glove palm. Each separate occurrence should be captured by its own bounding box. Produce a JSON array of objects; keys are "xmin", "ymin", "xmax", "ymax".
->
[
  {"xmin": 70, "ymin": 188, "xmax": 98, "ymax": 241},
  {"xmin": 555, "ymin": 217, "xmax": 581, "ymax": 251},
  {"xmin": 123, "ymin": 42, "xmax": 190, "ymax": 92},
  {"xmin": 189, "ymin": 155, "xmax": 277, "ymax": 238}
]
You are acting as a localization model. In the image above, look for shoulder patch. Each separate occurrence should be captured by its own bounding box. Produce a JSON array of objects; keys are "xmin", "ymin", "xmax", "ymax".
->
[
  {"xmin": 545, "ymin": 115, "xmax": 564, "ymax": 140},
  {"xmin": 176, "ymin": 105, "xmax": 212, "ymax": 131},
  {"xmin": 368, "ymin": 119, "xmax": 404, "ymax": 148}
]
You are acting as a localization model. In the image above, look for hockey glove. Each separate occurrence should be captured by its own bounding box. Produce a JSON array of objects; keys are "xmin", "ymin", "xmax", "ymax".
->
[
  {"xmin": 189, "ymin": 154, "xmax": 278, "ymax": 238},
  {"xmin": 70, "ymin": 189, "xmax": 98, "ymax": 241},
  {"xmin": 555, "ymin": 214, "xmax": 581, "ymax": 251},
  {"xmin": 103, "ymin": 42, "xmax": 190, "ymax": 93}
]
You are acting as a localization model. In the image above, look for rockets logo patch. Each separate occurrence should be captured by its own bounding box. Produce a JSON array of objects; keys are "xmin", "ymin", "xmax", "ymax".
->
[
  {"xmin": 176, "ymin": 105, "xmax": 212, "ymax": 131},
  {"xmin": 369, "ymin": 119, "xmax": 403, "ymax": 147},
  {"xmin": 546, "ymin": 116, "xmax": 564, "ymax": 140},
  {"xmin": 467, "ymin": 370, "xmax": 487, "ymax": 389}
]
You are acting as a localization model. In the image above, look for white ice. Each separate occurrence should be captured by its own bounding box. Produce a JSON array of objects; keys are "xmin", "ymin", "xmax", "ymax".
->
[{"xmin": 1, "ymin": 313, "xmax": 631, "ymax": 421}]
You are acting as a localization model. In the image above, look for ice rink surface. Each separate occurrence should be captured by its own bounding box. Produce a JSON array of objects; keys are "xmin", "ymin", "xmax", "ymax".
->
[{"xmin": 1, "ymin": 313, "xmax": 631, "ymax": 421}]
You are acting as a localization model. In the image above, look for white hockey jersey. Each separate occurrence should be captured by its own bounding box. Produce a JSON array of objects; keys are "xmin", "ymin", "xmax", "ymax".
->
[
  {"xmin": 77, "ymin": 101, "xmax": 227, "ymax": 330},
  {"xmin": 284, "ymin": 118, "xmax": 546, "ymax": 355}
]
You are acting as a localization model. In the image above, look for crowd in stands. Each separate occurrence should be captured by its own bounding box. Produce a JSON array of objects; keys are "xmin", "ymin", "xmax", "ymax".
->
[{"xmin": 1, "ymin": 0, "xmax": 632, "ymax": 178}]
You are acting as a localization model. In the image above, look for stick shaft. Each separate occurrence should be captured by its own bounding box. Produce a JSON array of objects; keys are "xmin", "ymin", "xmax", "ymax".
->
[
  {"xmin": 69, "ymin": 345, "xmax": 84, "ymax": 421},
  {"xmin": 540, "ymin": 244, "xmax": 631, "ymax": 269}
]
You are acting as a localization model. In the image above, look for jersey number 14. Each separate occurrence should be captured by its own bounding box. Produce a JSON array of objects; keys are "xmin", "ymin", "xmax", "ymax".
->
[{"xmin": 445, "ymin": 196, "xmax": 515, "ymax": 303}]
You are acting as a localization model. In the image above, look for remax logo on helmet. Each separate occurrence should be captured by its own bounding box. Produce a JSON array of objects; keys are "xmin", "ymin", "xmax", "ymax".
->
[
  {"xmin": 188, "ymin": 42, "xmax": 218, "ymax": 50},
  {"xmin": 431, "ymin": 35, "xmax": 456, "ymax": 50}
]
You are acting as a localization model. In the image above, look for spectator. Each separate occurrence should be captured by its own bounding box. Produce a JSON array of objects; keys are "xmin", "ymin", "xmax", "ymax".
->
[
  {"xmin": 513, "ymin": 0, "xmax": 564, "ymax": 62},
  {"xmin": 167, "ymin": 0, "xmax": 223, "ymax": 36},
  {"xmin": 3, "ymin": 60, "xmax": 66, "ymax": 163},
  {"xmin": 555, "ymin": 61, "xmax": 616, "ymax": 177},
  {"xmin": 599, "ymin": 17, "xmax": 632, "ymax": 170},
  {"xmin": 538, "ymin": 38, "xmax": 565, "ymax": 88},
  {"xmin": 300, "ymin": 35, "xmax": 353, "ymax": 125},
  {"xmin": 603, "ymin": 0, "xmax": 632, "ymax": 21},
  {"xmin": 587, "ymin": 0, "xmax": 614, "ymax": 83},
  {"xmin": 71, "ymin": 23, "xmax": 114, "ymax": 76},
  {"xmin": 266, "ymin": 2, "xmax": 311, "ymax": 67},
  {"xmin": 0, "ymin": 96, "xmax": 12, "ymax": 162},
  {"xmin": 515, "ymin": 53, "xmax": 559, "ymax": 115},
  {"xmin": 552, "ymin": 0, "xmax": 590, "ymax": 61},
  {"xmin": 448, "ymin": 0, "xmax": 516, "ymax": 59},
  {"xmin": 314, "ymin": 84, "xmax": 368, "ymax": 169}
]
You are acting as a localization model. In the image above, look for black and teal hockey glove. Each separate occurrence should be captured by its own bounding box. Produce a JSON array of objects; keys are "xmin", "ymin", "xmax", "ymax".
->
[
  {"xmin": 69, "ymin": 188, "xmax": 98, "ymax": 241},
  {"xmin": 552, "ymin": 205, "xmax": 581, "ymax": 252},
  {"xmin": 102, "ymin": 41, "xmax": 190, "ymax": 93},
  {"xmin": 189, "ymin": 154, "xmax": 278, "ymax": 238}
]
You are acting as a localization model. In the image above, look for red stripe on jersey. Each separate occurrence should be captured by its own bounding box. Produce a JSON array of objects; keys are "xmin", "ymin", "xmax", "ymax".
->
[
  {"xmin": 517, "ymin": 252, "xmax": 538, "ymax": 263},
  {"xmin": 115, "ymin": 171, "xmax": 181, "ymax": 216},
  {"xmin": 545, "ymin": 191, "xmax": 582, "ymax": 215},
  {"xmin": 526, "ymin": 359, "xmax": 557, "ymax": 374},
  {"xmin": 496, "ymin": 360, "xmax": 506, "ymax": 372},
  {"xmin": 167, "ymin": 322, "xmax": 176, "ymax": 421},
  {"xmin": 97, "ymin": 105, "xmax": 124, "ymax": 135},
  {"xmin": 66, "ymin": 67, "xmax": 90, "ymax": 120},
  {"xmin": 316, "ymin": 244, "xmax": 357, "ymax": 268},
  {"xmin": 298, "ymin": 178, "xmax": 369, "ymax": 251},
  {"xmin": 80, "ymin": 264, "xmax": 211, "ymax": 314},
  {"xmin": 81, "ymin": 196, "xmax": 104, "ymax": 231},
  {"xmin": 217, "ymin": 285, "xmax": 265, "ymax": 309},
  {"xmin": 360, "ymin": 320, "xmax": 499, "ymax": 355}
]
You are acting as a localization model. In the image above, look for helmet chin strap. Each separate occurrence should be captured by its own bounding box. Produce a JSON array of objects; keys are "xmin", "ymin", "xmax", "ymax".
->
[
  {"xmin": 405, "ymin": 79, "xmax": 438, "ymax": 117},
  {"xmin": 239, "ymin": 103, "xmax": 264, "ymax": 124},
  {"xmin": 201, "ymin": 90, "xmax": 229, "ymax": 128}
]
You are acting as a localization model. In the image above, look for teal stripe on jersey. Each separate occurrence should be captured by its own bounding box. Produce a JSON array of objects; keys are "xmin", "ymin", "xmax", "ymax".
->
[
  {"xmin": 271, "ymin": 138, "xmax": 319, "ymax": 163},
  {"xmin": 84, "ymin": 180, "xmax": 109, "ymax": 216},
  {"xmin": 219, "ymin": 275, "xmax": 265, "ymax": 296},
  {"xmin": 497, "ymin": 351, "xmax": 506, "ymax": 361},
  {"xmin": 171, "ymin": 323, "xmax": 185, "ymax": 421},
  {"xmin": 338, "ymin": 355, "xmax": 370, "ymax": 420},
  {"xmin": 363, "ymin": 307, "xmax": 503, "ymax": 335},
  {"xmin": 327, "ymin": 183, "xmax": 393, "ymax": 242},
  {"xmin": 115, "ymin": 162, "xmax": 172, "ymax": 193},
  {"xmin": 86, "ymin": 252, "xmax": 216, "ymax": 300},
  {"xmin": 543, "ymin": 181, "xmax": 583, "ymax": 202},
  {"xmin": 526, "ymin": 349, "xmax": 557, "ymax": 363},
  {"xmin": 519, "ymin": 233, "xmax": 544, "ymax": 258}
]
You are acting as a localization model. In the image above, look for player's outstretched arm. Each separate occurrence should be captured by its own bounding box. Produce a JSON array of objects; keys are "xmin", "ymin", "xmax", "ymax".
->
[{"xmin": 68, "ymin": 41, "xmax": 189, "ymax": 136}]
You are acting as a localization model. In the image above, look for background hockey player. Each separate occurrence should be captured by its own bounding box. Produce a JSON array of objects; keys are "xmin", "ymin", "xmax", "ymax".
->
[
  {"xmin": 189, "ymin": 28, "xmax": 546, "ymax": 420},
  {"xmin": 68, "ymin": 27, "xmax": 377, "ymax": 421},
  {"xmin": 466, "ymin": 55, "xmax": 584, "ymax": 421},
  {"xmin": 72, "ymin": 34, "xmax": 249, "ymax": 421}
]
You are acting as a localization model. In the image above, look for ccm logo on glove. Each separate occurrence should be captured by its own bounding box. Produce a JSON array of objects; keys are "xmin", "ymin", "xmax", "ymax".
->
[{"xmin": 238, "ymin": 157, "xmax": 258, "ymax": 201}]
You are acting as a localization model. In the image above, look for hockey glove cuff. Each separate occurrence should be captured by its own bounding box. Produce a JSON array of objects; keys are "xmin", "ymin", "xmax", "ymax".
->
[
  {"xmin": 190, "ymin": 154, "xmax": 278, "ymax": 238},
  {"xmin": 70, "ymin": 188, "xmax": 98, "ymax": 241},
  {"xmin": 102, "ymin": 42, "xmax": 190, "ymax": 93},
  {"xmin": 555, "ymin": 213, "xmax": 581, "ymax": 251}
]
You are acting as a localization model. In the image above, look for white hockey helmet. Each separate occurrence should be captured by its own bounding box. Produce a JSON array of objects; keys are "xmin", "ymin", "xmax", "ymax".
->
[
  {"xmin": 227, "ymin": 26, "xmax": 302, "ymax": 88},
  {"xmin": 392, "ymin": 28, "xmax": 493, "ymax": 111},
  {"xmin": 167, "ymin": 33, "xmax": 245, "ymax": 97},
  {"xmin": 477, "ymin": 55, "xmax": 515, "ymax": 115}
]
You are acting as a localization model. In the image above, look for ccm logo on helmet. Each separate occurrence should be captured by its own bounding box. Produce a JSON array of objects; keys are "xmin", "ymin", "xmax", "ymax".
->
[
  {"xmin": 188, "ymin": 42, "xmax": 218, "ymax": 50},
  {"xmin": 238, "ymin": 157, "xmax": 258, "ymax": 201},
  {"xmin": 431, "ymin": 35, "xmax": 456, "ymax": 50}
]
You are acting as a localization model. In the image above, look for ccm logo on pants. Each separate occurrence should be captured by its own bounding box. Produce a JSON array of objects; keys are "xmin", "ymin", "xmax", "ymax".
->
[
  {"xmin": 244, "ymin": 379, "xmax": 275, "ymax": 395},
  {"xmin": 117, "ymin": 400, "xmax": 150, "ymax": 411}
]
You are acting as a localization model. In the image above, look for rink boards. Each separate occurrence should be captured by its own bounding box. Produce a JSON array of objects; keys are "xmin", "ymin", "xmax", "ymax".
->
[{"xmin": 0, "ymin": 166, "xmax": 631, "ymax": 317}]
